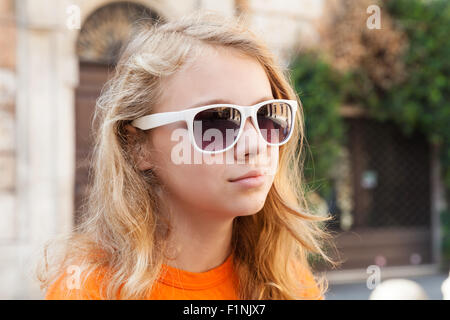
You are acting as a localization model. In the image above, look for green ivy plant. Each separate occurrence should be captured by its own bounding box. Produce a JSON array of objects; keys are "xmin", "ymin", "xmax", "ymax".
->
[
  {"xmin": 385, "ymin": 0, "xmax": 450, "ymax": 267},
  {"xmin": 290, "ymin": 0, "xmax": 450, "ymax": 265},
  {"xmin": 290, "ymin": 53, "xmax": 347, "ymax": 200}
]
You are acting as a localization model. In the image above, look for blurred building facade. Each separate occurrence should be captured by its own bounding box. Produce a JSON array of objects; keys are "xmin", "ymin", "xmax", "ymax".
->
[{"xmin": 0, "ymin": 0, "xmax": 445, "ymax": 299}]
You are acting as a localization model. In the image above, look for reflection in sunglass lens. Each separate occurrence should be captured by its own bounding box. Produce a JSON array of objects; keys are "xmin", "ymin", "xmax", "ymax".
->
[
  {"xmin": 257, "ymin": 102, "xmax": 293, "ymax": 144},
  {"xmin": 193, "ymin": 107, "xmax": 241, "ymax": 151}
]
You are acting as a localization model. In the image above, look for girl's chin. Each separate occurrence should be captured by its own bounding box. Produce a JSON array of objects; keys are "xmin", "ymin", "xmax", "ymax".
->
[{"xmin": 225, "ymin": 201, "xmax": 266, "ymax": 217}]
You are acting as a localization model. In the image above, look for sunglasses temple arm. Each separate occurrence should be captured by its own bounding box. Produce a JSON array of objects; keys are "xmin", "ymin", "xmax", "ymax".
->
[{"xmin": 131, "ymin": 111, "xmax": 185, "ymax": 130}]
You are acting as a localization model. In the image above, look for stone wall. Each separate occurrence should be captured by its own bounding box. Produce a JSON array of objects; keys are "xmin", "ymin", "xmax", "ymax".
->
[
  {"xmin": 0, "ymin": 0, "xmax": 20, "ymax": 299},
  {"xmin": 247, "ymin": 0, "xmax": 324, "ymax": 64}
]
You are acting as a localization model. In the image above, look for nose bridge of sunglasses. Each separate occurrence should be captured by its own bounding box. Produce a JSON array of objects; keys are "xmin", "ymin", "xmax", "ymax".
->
[{"xmin": 240, "ymin": 106, "xmax": 258, "ymax": 129}]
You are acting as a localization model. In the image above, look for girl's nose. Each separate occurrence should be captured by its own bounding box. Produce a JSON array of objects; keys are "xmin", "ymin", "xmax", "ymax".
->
[{"xmin": 233, "ymin": 117, "xmax": 266, "ymax": 162}]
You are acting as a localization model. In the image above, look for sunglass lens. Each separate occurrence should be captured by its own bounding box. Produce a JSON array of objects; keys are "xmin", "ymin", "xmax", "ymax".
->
[
  {"xmin": 257, "ymin": 102, "xmax": 293, "ymax": 144},
  {"xmin": 193, "ymin": 107, "xmax": 241, "ymax": 152}
]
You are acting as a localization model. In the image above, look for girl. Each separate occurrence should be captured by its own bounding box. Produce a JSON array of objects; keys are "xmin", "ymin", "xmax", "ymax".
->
[{"xmin": 40, "ymin": 11, "xmax": 334, "ymax": 300}]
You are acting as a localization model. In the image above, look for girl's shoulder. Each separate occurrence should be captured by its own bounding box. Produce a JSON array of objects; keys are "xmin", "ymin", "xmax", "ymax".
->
[
  {"xmin": 44, "ymin": 265, "xmax": 109, "ymax": 300},
  {"xmin": 291, "ymin": 260, "xmax": 325, "ymax": 300},
  {"xmin": 298, "ymin": 267, "xmax": 324, "ymax": 300}
]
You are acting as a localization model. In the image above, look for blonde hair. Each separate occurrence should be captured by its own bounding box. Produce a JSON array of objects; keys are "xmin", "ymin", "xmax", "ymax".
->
[{"xmin": 37, "ymin": 10, "xmax": 336, "ymax": 300}]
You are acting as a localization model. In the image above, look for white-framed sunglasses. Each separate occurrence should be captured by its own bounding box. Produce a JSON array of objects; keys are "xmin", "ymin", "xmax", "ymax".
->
[{"xmin": 131, "ymin": 99, "xmax": 298, "ymax": 154}]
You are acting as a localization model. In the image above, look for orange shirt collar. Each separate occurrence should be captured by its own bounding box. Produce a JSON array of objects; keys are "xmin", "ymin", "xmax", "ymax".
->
[{"xmin": 157, "ymin": 253, "xmax": 234, "ymax": 290}]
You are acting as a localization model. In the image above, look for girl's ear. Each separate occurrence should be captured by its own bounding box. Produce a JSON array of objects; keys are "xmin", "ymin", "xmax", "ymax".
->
[
  {"xmin": 124, "ymin": 123, "xmax": 138, "ymax": 135},
  {"xmin": 124, "ymin": 124, "xmax": 154, "ymax": 172},
  {"xmin": 136, "ymin": 156, "xmax": 154, "ymax": 172}
]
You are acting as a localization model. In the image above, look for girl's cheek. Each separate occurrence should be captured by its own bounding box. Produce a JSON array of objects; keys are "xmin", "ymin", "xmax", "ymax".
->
[{"xmin": 266, "ymin": 146, "xmax": 279, "ymax": 174}]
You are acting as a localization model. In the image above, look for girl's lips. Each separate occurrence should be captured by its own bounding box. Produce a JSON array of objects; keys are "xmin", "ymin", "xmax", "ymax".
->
[
  {"xmin": 229, "ymin": 174, "xmax": 265, "ymax": 188},
  {"xmin": 228, "ymin": 170, "xmax": 264, "ymax": 182}
]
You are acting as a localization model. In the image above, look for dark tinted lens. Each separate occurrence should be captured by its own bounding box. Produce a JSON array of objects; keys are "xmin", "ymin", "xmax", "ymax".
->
[
  {"xmin": 193, "ymin": 107, "xmax": 241, "ymax": 151},
  {"xmin": 257, "ymin": 102, "xmax": 293, "ymax": 144}
]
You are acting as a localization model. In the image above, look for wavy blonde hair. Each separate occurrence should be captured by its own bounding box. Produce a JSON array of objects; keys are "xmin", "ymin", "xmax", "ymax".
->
[{"xmin": 37, "ymin": 10, "xmax": 336, "ymax": 300}]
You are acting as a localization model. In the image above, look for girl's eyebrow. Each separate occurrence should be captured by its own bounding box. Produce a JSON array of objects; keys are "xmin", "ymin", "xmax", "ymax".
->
[{"xmin": 188, "ymin": 96, "xmax": 275, "ymax": 109}]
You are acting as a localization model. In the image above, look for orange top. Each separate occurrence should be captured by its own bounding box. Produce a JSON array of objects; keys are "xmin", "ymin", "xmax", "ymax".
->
[{"xmin": 45, "ymin": 254, "xmax": 323, "ymax": 300}]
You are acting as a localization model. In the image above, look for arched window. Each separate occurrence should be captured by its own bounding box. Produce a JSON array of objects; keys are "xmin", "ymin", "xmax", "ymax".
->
[{"xmin": 77, "ymin": 2, "xmax": 161, "ymax": 65}]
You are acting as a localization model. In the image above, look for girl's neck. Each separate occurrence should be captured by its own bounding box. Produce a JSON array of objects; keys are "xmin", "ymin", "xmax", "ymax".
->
[{"xmin": 163, "ymin": 202, "xmax": 235, "ymax": 273}]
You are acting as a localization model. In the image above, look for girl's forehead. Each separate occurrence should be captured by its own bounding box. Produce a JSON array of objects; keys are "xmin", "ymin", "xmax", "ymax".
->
[{"xmin": 155, "ymin": 46, "xmax": 273, "ymax": 113}]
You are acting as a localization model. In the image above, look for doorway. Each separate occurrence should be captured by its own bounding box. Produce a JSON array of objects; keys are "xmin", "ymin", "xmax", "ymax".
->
[{"xmin": 74, "ymin": 2, "xmax": 161, "ymax": 224}]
